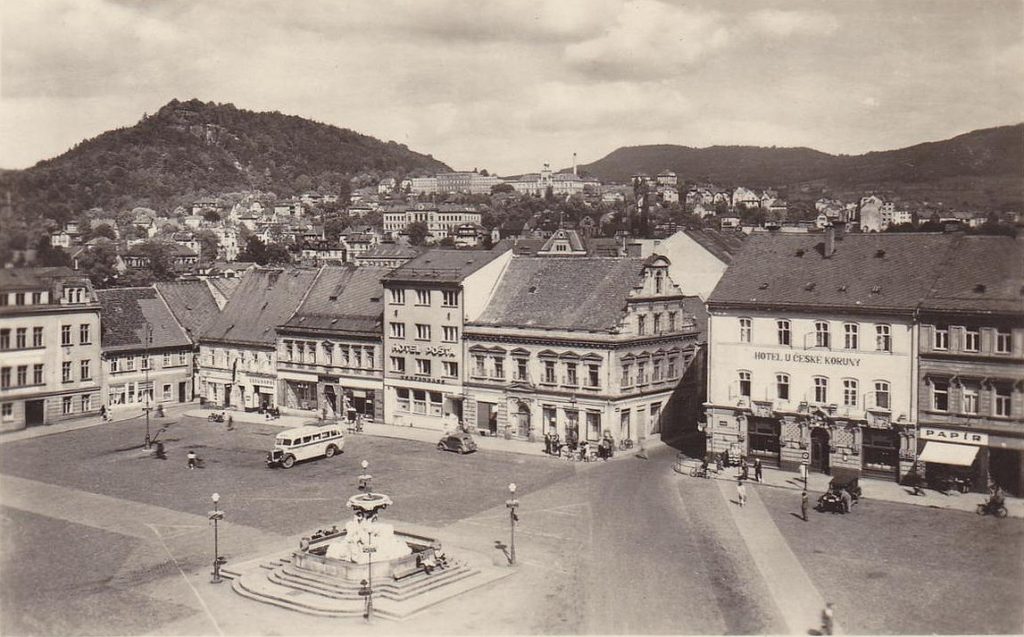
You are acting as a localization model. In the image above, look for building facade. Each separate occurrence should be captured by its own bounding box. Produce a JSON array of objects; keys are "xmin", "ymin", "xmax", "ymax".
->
[
  {"xmin": 0, "ymin": 267, "xmax": 102, "ymax": 430},
  {"xmin": 382, "ymin": 204, "xmax": 483, "ymax": 242}
]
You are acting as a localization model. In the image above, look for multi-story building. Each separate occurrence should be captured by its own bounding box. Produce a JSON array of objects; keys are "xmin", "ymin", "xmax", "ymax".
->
[
  {"xmin": 352, "ymin": 244, "xmax": 423, "ymax": 269},
  {"xmin": 95, "ymin": 288, "xmax": 194, "ymax": 411},
  {"xmin": 382, "ymin": 204, "xmax": 483, "ymax": 242},
  {"xmin": 915, "ymin": 236, "xmax": 1024, "ymax": 495},
  {"xmin": 463, "ymin": 255, "xmax": 702, "ymax": 444},
  {"xmin": 276, "ymin": 266, "xmax": 388, "ymax": 420},
  {"xmin": 154, "ymin": 279, "xmax": 227, "ymax": 397},
  {"xmin": 435, "ymin": 171, "xmax": 501, "ymax": 195},
  {"xmin": 705, "ymin": 231, "xmax": 959, "ymax": 482},
  {"xmin": 198, "ymin": 267, "xmax": 319, "ymax": 410},
  {"xmin": 0, "ymin": 267, "xmax": 102, "ymax": 430},
  {"xmin": 381, "ymin": 249, "xmax": 512, "ymax": 429}
]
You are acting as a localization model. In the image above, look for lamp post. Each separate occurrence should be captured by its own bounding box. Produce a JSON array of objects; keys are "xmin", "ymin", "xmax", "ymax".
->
[
  {"xmin": 144, "ymin": 324, "xmax": 153, "ymax": 449},
  {"xmin": 209, "ymin": 493, "xmax": 225, "ymax": 584},
  {"xmin": 505, "ymin": 482, "xmax": 519, "ymax": 566},
  {"xmin": 358, "ymin": 459, "xmax": 371, "ymax": 491},
  {"xmin": 362, "ymin": 535, "xmax": 376, "ymax": 622}
]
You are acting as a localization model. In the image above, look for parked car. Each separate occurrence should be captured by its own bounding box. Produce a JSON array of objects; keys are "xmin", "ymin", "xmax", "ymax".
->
[{"xmin": 437, "ymin": 432, "xmax": 478, "ymax": 454}]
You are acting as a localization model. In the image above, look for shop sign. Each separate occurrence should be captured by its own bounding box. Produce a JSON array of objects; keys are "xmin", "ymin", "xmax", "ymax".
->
[
  {"xmin": 753, "ymin": 351, "xmax": 861, "ymax": 367},
  {"xmin": 919, "ymin": 427, "xmax": 988, "ymax": 446},
  {"xmin": 241, "ymin": 374, "xmax": 276, "ymax": 389}
]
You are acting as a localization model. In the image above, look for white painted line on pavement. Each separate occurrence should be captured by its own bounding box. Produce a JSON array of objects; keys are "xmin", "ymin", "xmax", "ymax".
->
[{"xmin": 146, "ymin": 523, "xmax": 224, "ymax": 637}]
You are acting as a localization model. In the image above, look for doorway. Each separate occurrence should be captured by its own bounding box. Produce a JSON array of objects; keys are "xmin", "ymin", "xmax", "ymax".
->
[
  {"xmin": 25, "ymin": 400, "xmax": 45, "ymax": 426},
  {"xmin": 810, "ymin": 428, "xmax": 831, "ymax": 474},
  {"xmin": 178, "ymin": 382, "xmax": 187, "ymax": 403},
  {"xmin": 477, "ymin": 402, "xmax": 497, "ymax": 435},
  {"xmin": 516, "ymin": 404, "xmax": 530, "ymax": 438}
]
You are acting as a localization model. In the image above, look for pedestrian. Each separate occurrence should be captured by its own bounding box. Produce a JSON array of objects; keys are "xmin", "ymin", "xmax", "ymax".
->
[
  {"xmin": 754, "ymin": 458, "xmax": 763, "ymax": 483},
  {"xmin": 543, "ymin": 431, "xmax": 552, "ymax": 455},
  {"xmin": 187, "ymin": 449, "xmax": 197, "ymax": 470},
  {"xmin": 740, "ymin": 459, "xmax": 749, "ymax": 481},
  {"xmin": 840, "ymin": 488, "xmax": 852, "ymax": 513},
  {"xmin": 801, "ymin": 490, "xmax": 809, "ymax": 521},
  {"xmin": 821, "ymin": 602, "xmax": 835, "ymax": 636},
  {"xmin": 736, "ymin": 479, "xmax": 747, "ymax": 507},
  {"xmin": 800, "ymin": 462, "xmax": 809, "ymax": 490},
  {"xmin": 100, "ymin": 405, "xmax": 109, "ymax": 422},
  {"xmin": 154, "ymin": 441, "xmax": 166, "ymax": 460},
  {"xmin": 227, "ymin": 415, "xmax": 234, "ymax": 431}
]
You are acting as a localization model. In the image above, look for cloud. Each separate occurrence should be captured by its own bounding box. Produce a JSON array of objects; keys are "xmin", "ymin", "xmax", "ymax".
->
[{"xmin": 747, "ymin": 9, "xmax": 839, "ymax": 37}]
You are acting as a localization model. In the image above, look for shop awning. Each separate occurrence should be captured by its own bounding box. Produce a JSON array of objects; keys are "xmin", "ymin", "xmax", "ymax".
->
[{"xmin": 918, "ymin": 441, "xmax": 980, "ymax": 467}]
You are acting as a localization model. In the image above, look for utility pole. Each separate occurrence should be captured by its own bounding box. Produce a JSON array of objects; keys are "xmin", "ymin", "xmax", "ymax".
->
[{"xmin": 144, "ymin": 323, "xmax": 153, "ymax": 449}]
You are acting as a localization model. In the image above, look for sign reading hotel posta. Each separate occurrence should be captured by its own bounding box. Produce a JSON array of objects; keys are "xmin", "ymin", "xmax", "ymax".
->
[
  {"xmin": 753, "ymin": 351, "xmax": 862, "ymax": 367},
  {"xmin": 919, "ymin": 427, "xmax": 989, "ymax": 446}
]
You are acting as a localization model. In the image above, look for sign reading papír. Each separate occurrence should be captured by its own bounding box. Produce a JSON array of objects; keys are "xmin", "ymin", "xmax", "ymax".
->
[{"xmin": 919, "ymin": 427, "xmax": 988, "ymax": 446}]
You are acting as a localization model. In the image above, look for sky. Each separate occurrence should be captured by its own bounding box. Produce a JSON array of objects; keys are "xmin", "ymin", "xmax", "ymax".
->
[{"xmin": 1, "ymin": 0, "xmax": 1022, "ymax": 175}]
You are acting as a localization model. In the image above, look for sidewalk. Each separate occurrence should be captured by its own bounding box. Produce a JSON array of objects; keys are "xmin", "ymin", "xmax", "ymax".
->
[
  {"xmin": 0, "ymin": 401, "xmax": 197, "ymax": 445},
  {"xmin": 674, "ymin": 454, "xmax": 1024, "ymax": 518}
]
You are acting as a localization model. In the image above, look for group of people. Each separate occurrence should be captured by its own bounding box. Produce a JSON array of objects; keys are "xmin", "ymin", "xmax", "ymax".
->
[{"xmin": 543, "ymin": 431, "xmax": 616, "ymax": 461}]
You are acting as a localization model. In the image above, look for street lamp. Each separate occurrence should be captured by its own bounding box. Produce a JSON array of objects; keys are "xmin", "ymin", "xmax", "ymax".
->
[
  {"xmin": 209, "ymin": 493, "xmax": 225, "ymax": 584},
  {"xmin": 358, "ymin": 460, "xmax": 372, "ymax": 491},
  {"xmin": 144, "ymin": 324, "xmax": 153, "ymax": 449},
  {"xmin": 362, "ymin": 533, "xmax": 376, "ymax": 622},
  {"xmin": 505, "ymin": 482, "xmax": 519, "ymax": 566}
]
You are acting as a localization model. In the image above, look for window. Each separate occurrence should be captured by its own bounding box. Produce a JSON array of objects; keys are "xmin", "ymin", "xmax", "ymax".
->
[
  {"xmin": 390, "ymin": 356, "xmax": 405, "ymax": 373},
  {"xmin": 126, "ymin": 356, "xmax": 135, "ymax": 371},
  {"xmin": 843, "ymin": 323, "xmax": 858, "ymax": 350},
  {"xmin": 2, "ymin": 403, "xmax": 12, "ymax": 421},
  {"xmin": 412, "ymin": 389, "xmax": 427, "ymax": 414},
  {"xmin": 364, "ymin": 348, "xmax": 374, "ymax": 369},
  {"xmin": 934, "ymin": 325, "xmax": 949, "ymax": 350},
  {"xmin": 637, "ymin": 315, "xmax": 646, "ymax": 335},
  {"xmin": 390, "ymin": 322, "xmax": 406, "ymax": 339},
  {"xmin": 621, "ymin": 363, "xmax": 632, "ymax": 387},
  {"xmin": 875, "ymin": 324, "xmax": 891, "ymax": 352},
  {"xmin": 493, "ymin": 357, "xmax": 504, "ymax": 379},
  {"xmin": 0, "ymin": 368, "xmax": 8, "ymax": 388},
  {"xmin": 587, "ymin": 411, "xmax": 602, "ymax": 440},
  {"xmin": 515, "ymin": 358, "xmax": 528, "ymax": 382},
  {"xmin": 33, "ymin": 364, "xmax": 43, "ymax": 385},
  {"xmin": 667, "ymin": 356, "xmax": 677, "ymax": 378},
  {"xmin": 442, "ymin": 326, "xmax": 458, "ymax": 342},
  {"xmin": 110, "ymin": 358, "xmax": 119, "ymax": 373},
  {"xmin": 962, "ymin": 384, "xmax": 978, "ymax": 414},
  {"xmin": 15, "ymin": 293, "xmax": 25, "ymax": 306},
  {"xmin": 0, "ymin": 330, "xmax": 7, "ymax": 350},
  {"xmin": 163, "ymin": 384, "xmax": 172, "ymax": 401},
  {"xmin": 655, "ymin": 270, "xmax": 664, "ymax": 294},
  {"xmin": 80, "ymin": 360, "xmax": 91, "ymax": 381},
  {"xmin": 738, "ymin": 371, "xmax": 751, "ymax": 398},
  {"xmin": 776, "ymin": 373, "xmax": 790, "ymax": 400},
  {"xmin": 141, "ymin": 356, "xmax": 151, "ymax": 371},
  {"xmin": 815, "ymin": 321, "xmax": 830, "ymax": 348},
  {"xmin": 995, "ymin": 386, "xmax": 1011, "ymax": 417},
  {"xmin": 932, "ymin": 380, "xmax": 949, "ymax": 412},
  {"xmin": 740, "ymin": 318, "xmax": 751, "ymax": 343},
  {"xmin": 163, "ymin": 352, "xmax": 171, "ymax": 367},
  {"xmin": 31, "ymin": 292, "xmax": 41, "ymax": 304},
  {"xmin": 443, "ymin": 361, "xmax": 458, "ymax": 378},
  {"xmin": 396, "ymin": 388, "xmax": 410, "ymax": 412},
  {"xmin": 62, "ymin": 361, "xmax": 73, "ymax": 383},
  {"xmin": 964, "ymin": 328, "xmax": 980, "ymax": 353},
  {"xmin": 668, "ymin": 312, "xmax": 677, "ymax": 331},
  {"xmin": 61, "ymin": 325, "xmax": 72, "ymax": 346},
  {"xmin": 544, "ymin": 361, "xmax": 556, "ymax": 384},
  {"xmin": 996, "ymin": 329, "xmax": 1012, "ymax": 354},
  {"xmin": 843, "ymin": 379, "xmax": 859, "ymax": 407},
  {"xmin": 415, "ymin": 289, "xmax": 430, "ymax": 305},
  {"xmin": 442, "ymin": 290, "xmax": 459, "ymax": 307},
  {"xmin": 429, "ymin": 391, "xmax": 443, "ymax": 417},
  {"xmin": 474, "ymin": 355, "xmax": 486, "ymax": 377},
  {"xmin": 813, "ymin": 376, "xmax": 829, "ymax": 403},
  {"xmin": 33, "ymin": 327, "xmax": 43, "ymax": 348},
  {"xmin": 15, "ymin": 328, "xmax": 26, "ymax": 349},
  {"xmin": 16, "ymin": 366, "xmax": 27, "ymax": 386},
  {"xmin": 79, "ymin": 324, "xmax": 91, "ymax": 345},
  {"xmin": 565, "ymin": 362, "xmax": 577, "ymax": 386},
  {"xmin": 415, "ymin": 358, "xmax": 431, "ymax": 375},
  {"xmin": 62, "ymin": 396, "xmax": 73, "ymax": 415},
  {"xmin": 652, "ymin": 359, "xmax": 663, "ymax": 381},
  {"xmin": 637, "ymin": 362, "xmax": 647, "ymax": 385},
  {"xmin": 588, "ymin": 364, "xmax": 600, "ymax": 387},
  {"xmin": 652, "ymin": 313, "xmax": 661, "ymax": 334},
  {"xmin": 352, "ymin": 348, "xmax": 361, "ymax": 368},
  {"xmin": 777, "ymin": 320, "xmax": 791, "ymax": 346},
  {"xmin": 390, "ymin": 289, "xmax": 405, "ymax": 304},
  {"xmin": 0, "ymin": 295, "xmax": 6, "ymax": 306}
]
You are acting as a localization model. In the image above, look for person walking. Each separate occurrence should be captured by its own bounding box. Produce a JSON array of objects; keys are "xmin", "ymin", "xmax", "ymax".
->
[
  {"xmin": 100, "ymin": 405, "xmax": 109, "ymax": 422},
  {"xmin": 840, "ymin": 487, "xmax": 853, "ymax": 513},
  {"xmin": 754, "ymin": 458, "xmax": 763, "ymax": 483},
  {"xmin": 821, "ymin": 602, "xmax": 835, "ymax": 636},
  {"xmin": 740, "ymin": 459, "xmax": 749, "ymax": 481},
  {"xmin": 801, "ymin": 490, "xmax": 809, "ymax": 521},
  {"xmin": 736, "ymin": 479, "xmax": 747, "ymax": 507},
  {"xmin": 227, "ymin": 415, "xmax": 234, "ymax": 431},
  {"xmin": 187, "ymin": 449, "xmax": 198, "ymax": 470}
]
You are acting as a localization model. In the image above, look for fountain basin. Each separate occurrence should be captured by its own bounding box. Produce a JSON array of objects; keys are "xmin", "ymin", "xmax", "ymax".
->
[{"xmin": 294, "ymin": 529, "xmax": 442, "ymax": 582}]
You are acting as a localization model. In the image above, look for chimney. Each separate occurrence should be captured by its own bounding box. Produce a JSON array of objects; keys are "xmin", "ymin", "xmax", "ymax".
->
[
  {"xmin": 573, "ymin": 152, "xmax": 578, "ymax": 177},
  {"xmin": 824, "ymin": 224, "xmax": 836, "ymax": 258}
]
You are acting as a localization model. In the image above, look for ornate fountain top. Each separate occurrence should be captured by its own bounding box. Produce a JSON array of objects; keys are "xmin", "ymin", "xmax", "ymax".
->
[{"xmin": 347, "ymin": 493, "xmax": 393, "ymax": 515}]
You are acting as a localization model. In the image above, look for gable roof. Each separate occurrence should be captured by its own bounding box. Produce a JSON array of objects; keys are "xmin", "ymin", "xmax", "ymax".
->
[
  {"xmin": 200, "ymin": 267, "xmax": 320, "ymax": 347},
  {"xmin": 920, "ymin": 235, "xmax": 1024, "ymax": 317},
  {"xmin": 471, "ymin": 257, "xmax": 646, "ymax": 332},
  {"xmin": 383, "ymin": 249, "xmax": 505, "ymax": 284},
  {"xmin": 154, "ymin": 280, "xmax": 222, "ymax": 339},
  {"xmin": 96, "ymin": 287, "xmax": 191, "ymax": 351},
  {"xmin": 280, "ymin": 265, "xmax": 387, "ymax": 335},
  {"xmin": 707, "ymin": 233, "xmax": 959, "ymax": 313}
]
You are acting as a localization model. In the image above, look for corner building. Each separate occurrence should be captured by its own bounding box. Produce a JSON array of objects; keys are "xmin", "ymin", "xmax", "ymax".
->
[{"xmin": 705, "ymin": 232, "xmax": 958, "ymax": 482}]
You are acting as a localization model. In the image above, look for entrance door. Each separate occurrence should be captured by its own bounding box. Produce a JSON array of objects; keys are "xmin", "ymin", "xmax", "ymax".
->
[
  {"xmin": 650, "ymin": 403, "xmax": 662, "ymax": 434},
  {"xmin": 516, "ymin": 404, "xmax": 530, "ymax": 437},
  {"xmin": 178, "ymin": 382, "xmax": 186, "ymax": 403},
  {"xmin": 477, "ymin": 402, "xmax": 495, "ymax": 434},
  {"xmin": 810, "ymin": 428, "xmax": 831, "ymax": 474},
  {"xmin": 25, "ymin": 400, "xmax": 45, "ymax": 426},
  {"xmin": 324, "ymin": 386, "xmax": 337, "ymax": 415},
  {"xmin": 224, "ymin": 385, "xmax": 231, "ymax": 407}
]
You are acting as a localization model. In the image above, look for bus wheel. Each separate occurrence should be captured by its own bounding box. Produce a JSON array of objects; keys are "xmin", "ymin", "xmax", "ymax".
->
[
  {"xmin": 282, "ymin": 455, "xmax": 296, "ymax": 469},
  {"xmin": 325, "ymin": 445, "xmax": 337, "ymax": 458}
]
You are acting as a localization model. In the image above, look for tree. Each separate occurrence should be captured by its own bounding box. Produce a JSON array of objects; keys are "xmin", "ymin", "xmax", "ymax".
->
[
  {"xmin": 34, "ymin": 237, "xmax": 72, "ymax": 267},
  {"xmin": 132, "ymin": 241, "xmax": 177, "ymax": 281},
  {"xmin": 194, "ymin": 229, "xmax": 221, "ymax": 263},
  {"xmin": 491, "ymin": 183, "xmax": 514, "ymax": 195},
  {"xmin": 89, "ymin": 223, "xmax": 117, "ymax": 241},
  {"xmin": 324, "ymin": 216, "xmax": 351, "ymax": 243},
  {"xmin": 202, "ymin": 209, "xmax": 221, "ymax": 223},
  {"xmin": 238, "ymin": 236, "xmax": 269, "ymax": 264},
  {"xmin": 406, "ymin": 221, "xmax": 430, "ymax": 246},
  {"xmin": 77, "ymin": 243, "xmax": 121, "ymax": 287}
]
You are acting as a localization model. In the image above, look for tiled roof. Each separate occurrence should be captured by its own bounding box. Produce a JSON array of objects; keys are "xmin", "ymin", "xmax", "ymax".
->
[
  {"xmin": 0, "ymin": 266, "xmax": 80, "ymax": 291},
  {"xmin": 359, "ymin": 244, "xmax": 423, "ymax": 259},
  {"xmin": 206, "ymin": 277, "xmax": 241, "ymax": 301},
  {"xmin": 472, "ymin": 257, "xmax": 646, "ymax": 332},
  {"xmin": 539, "ymin": 229, "xmax": 585, "ymax": 252},
  {"xmin": 383, "ymin": 249, "xmax": 505, "ymax": 283},
  {"xmin": 681, "ymin": 228, "xmax": 745, "ymax": 264},
  {"xmin": 707, "ymin": 233, "xmax": 959, "ymax": 313},
  {"xmin": 200, "ymin": 268, "xmax": 320, "ymax": 346},
  {"xmin": 96, "ymin": 287, "xmax": 191, "ymax": 351},
  {"xmin": 280, "ymin": 265, "xmax": 387, "ymax": 335},
  {"xmin": 920, "ymin": 235, "xmax": 1024, "ymax": 316},
  {"xmin": 154, "ymin": 281, "xmax": 221, "ymax": 339}
]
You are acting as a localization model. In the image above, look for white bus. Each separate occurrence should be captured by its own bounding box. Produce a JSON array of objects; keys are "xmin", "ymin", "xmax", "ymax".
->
[{"xmin": 266, "ymin": 425, "xmax": 345, "ymax": 468}]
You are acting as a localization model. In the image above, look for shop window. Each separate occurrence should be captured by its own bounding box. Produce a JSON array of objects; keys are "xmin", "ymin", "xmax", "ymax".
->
[
  {"xmin": 412, "ymin": 390, "xmax": 427, "ymax": 414},
  {"xmin": 396, "ymin": 388, "xmax": 410, "ymax": 412},
  {"xmin": 842, "ymin": 379, "xmax": 857, "ymax": 407},
  {"xmin": 814, "ymin": 376, "xmax": 829, "ymax": 404},
  {"xmin": 777, "ymin": 320, "xmax": 791, "ymax": 346},
  {"xmin": 429, "ymin": 392, "xmax": 443, "ymax": 417},
  {"xmin": 747, "ymin": 418, "xmax": 780, "ymax": 458},
  {"xmin": 964, "ymin": 329, "xmax": 980, "ymax": 353},
  {"xmin": 996, "ymin": 329, "xmax": 1012, "ymax": 354},
  {"xmin": 815, "ymin": 321, "xmax": 830, "ymax": 349},
  {"xmin": 587, "ymin": 412, "xmax": 601, "ymax": 440},
  {"xmin": 932, "ymin": 380, "xmax": 949, "ymax": 412},
  {"xmin": 994, "ymin": 386, "xmax": 1011, "ymax": 417},
  {"xmin": 862, "ymin": 428, "xmax": 897, "ymax": 471},
  {"xmin": 738, "ymin": 371, "xmax": 751, "ymax": 398},
  {"xmin": 934, "ymin": 326, "xmax": 949, "ymax": 350},
  {"xmin": 565, "ymin": 410, "xmax": 580, "ymax": 443},
  {"xmin": 163, "ymin": 384, "xmax": 172, "ymax": 401},
  {"xmin": 874, "ymin": 381, "xmax": 890, "ymax": 410},
  {"xmin": 739, "ymin": 318, "xmax": 751, "ymax": 343},
  {"xmin": 962, "ymin": 384, "xmax": 978, "ymax": 414},
  {"xmin": 876, "ymin": 324, "xmax": 892, "ymax": 352},
  {"xmin": 776, "ymin": 373, "xmax": 790, "ymax": 400},
  {"xmin": 843, "ymin": 323, "xmax": 859, "ymax": 350}
]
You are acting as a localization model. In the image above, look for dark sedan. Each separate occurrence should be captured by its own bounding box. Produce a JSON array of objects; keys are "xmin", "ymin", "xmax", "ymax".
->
[{"xmin": 437, "ymin": 432, "xmax": 478, "ymax": 454}]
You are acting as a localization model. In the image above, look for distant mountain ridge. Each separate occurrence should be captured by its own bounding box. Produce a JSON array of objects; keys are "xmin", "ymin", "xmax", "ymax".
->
[
  {"xmin": 0, "ymin": 99, "xmax": 451, "ymax": 222},
  {"xmin": 579, "ymin": 124, "xmax": 1024, "ymax": 207}
]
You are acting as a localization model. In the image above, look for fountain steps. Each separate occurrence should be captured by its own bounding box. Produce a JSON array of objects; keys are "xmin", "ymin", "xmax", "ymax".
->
[
  {"xmin": 232, "ymin": 575, "xmax": 381, "ymax": 619},
  {"xmin": 271, "ymin": 562, "xmax": 480, "ymax": 601}
]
